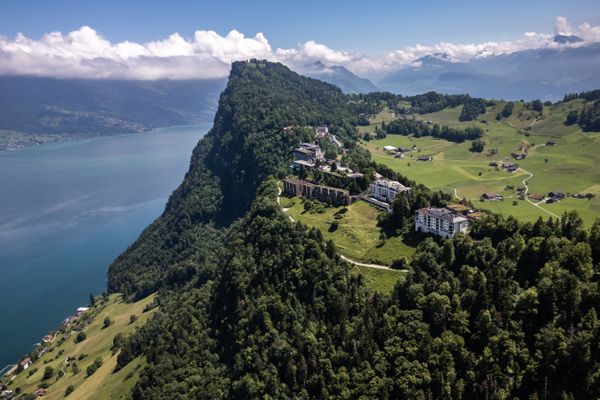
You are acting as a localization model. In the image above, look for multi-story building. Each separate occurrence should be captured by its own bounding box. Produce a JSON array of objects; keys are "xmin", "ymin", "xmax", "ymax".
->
[
  {"xmin": 415, "ymin": 207, "xmax": 470, "ymax": 238},
  {"xmin": 369, "ymin": 179, "xmax": 411, "ymax": 204},
  {"xmin": 283, "ymin": 178, "xmax": 350, "ymax": 206},
  {"xmin": 294, "ymin": 143, "xmax": 322, "ymax": 161}
]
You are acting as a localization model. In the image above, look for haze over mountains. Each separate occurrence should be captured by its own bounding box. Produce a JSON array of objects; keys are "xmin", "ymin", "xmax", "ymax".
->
[
  {"xmin": 0, "ymin": 77, "xmax": 225, "ymax": 136},
  {"xmin": 378, "ymin": 39, "xmax": 600, "ymax": 100}
]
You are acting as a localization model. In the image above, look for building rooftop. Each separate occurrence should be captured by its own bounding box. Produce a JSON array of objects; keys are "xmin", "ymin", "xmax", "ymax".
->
[
  {"xmin": 417, "ymin": 207, "xmax": 468, "ymax": 223},
  {"xmin": 372, "ymin": 178, "xmax": 410, "ymax": 192}
]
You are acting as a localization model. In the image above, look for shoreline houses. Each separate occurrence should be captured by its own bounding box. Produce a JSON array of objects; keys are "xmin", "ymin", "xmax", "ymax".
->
[
  {"xmin": 370, "ymin": 178, "xmax": 411, "ymax": 205},
  {"xmin": 415, "ymin": 207, "xmax": 470, "ymax": 238}
]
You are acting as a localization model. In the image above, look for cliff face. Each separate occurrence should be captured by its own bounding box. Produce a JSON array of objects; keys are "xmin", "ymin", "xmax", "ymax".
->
[{"xmin": 107, "ymin": 60, "xmax": 357, "ymax": 297}]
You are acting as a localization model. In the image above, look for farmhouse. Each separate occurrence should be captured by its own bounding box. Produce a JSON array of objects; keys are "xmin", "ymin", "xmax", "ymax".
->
[
  {"xmin": 415, "ymin": 208, "xmax": 470, "ymax": 238},
  {"xmin": 481, "ymin": 192, "xmax": 503, "ymax": 201},
  {"xmin": 547, "ymin": 191, "xmax": 566, "ymax": 202},
  {"xmin": 283, "ymin": 178, "xmax": 350, "ymax": 206},
  {"xmin": 502, "ymin": 162, "xmax": 519, "ymax": 173},
  {"xmin": 528, "ymin": 193, "xmax": 545, "ymax": 201},
  {"xmin": 370, "ymin": 179, "xmax": 411, "ymax": 204}
]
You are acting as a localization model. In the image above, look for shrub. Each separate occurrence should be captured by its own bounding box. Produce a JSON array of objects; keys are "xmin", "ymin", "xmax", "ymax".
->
[
  {"xmin": 42, "ymin": 366, "xmax": 54, "ymax": 380},
  {"xmin": 74, "ymin": 332, "xmax": 86, "ymax": 343},
  {"xmin": 65, "ymin": 385, "xmax": 75, "ymax": 396}
]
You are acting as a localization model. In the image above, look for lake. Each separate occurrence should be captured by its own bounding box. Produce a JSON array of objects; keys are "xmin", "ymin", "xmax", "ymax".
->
[{"xmin": 0, "ymin": 125, "xmax": 209, "ymax": 368}]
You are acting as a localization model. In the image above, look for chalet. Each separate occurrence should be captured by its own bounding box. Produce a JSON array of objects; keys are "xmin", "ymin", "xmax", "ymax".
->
[
  {"xmin": 283, "ymin": 178, "xmax": 350, "ymax": 206},
  {"xmin": 417, "ymin": 156, "xmax": 432, "ymax": 161},
  {"xmin": 481, "ymin": 192, "xmax": 503, "ymax": 201},
  {"xmin": 370, "ymin": 179, "xmax": 411, "ymax": 204},
  {"xmin": 546, "ymin": 140, "xmax": 557, "ymax": 146},
  {"xmin": 415, "ymin": 208, "xmax": 470, "ymax": 238},
  {"xmin": 511, "ymin": 152, "xmax": 527, "ymax": 160}
]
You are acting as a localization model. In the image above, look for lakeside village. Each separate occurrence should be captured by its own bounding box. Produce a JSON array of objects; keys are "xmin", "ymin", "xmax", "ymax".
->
[
  {"xmin": 282, "ymin": 125, "xmax": 482, "ymax": 239},
  {"xmin": 1, "ymin": 305, "xmax": 91, "ymax": 398}
]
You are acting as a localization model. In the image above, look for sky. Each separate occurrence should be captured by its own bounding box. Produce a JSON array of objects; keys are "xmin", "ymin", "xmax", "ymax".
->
[{"xmin": 0, "ymin": 0, "xmax": 599, "ymax": 80}]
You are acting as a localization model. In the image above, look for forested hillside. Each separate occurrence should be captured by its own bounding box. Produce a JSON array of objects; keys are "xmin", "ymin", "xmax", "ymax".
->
[
  {"xmin": 108, "ymin": 60, "xmax": 358, "ymax": 298},
  {"xmin": 102, "ymin": 61, "xmax": 600, "ymax": 399}
]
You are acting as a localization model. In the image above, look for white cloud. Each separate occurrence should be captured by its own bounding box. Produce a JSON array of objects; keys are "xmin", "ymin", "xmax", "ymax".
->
[
  {"xmin": 555, "ymin": 16, "xmax": 573, "ymax": 36},
  {"xmin": 0, "ymin": 17, "xmax": 598, "ymax": 80}
]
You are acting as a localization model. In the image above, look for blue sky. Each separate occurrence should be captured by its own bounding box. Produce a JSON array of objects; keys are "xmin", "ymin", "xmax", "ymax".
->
[
  {"xmin": 1, "ymin": 0, "xmax": 599, "ymax": 52},
  {"xmin": 0, "ymin": 0, "xmax": 599, "ymax": 80}
]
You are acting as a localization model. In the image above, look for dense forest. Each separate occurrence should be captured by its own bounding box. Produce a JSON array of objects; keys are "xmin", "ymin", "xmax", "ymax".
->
[
  {"xmin": 381, "ymin": 119, "xmax": 484, "ymax": 143},
  {"xmin": 106, "ymin": 61, "xmax": 600, "ymax": 399},
  {"xmin": 563, "ymin": 90, "xmax": 600, "ymax": 132}
]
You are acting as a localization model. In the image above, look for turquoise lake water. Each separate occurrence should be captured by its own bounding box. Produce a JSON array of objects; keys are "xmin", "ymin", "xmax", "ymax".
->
[{"xmin": 0, "ymin": 124, "xmax": 209, "ymax": 368}]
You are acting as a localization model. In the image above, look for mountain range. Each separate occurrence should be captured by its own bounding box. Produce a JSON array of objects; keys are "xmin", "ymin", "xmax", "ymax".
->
[
  {"xmin": 0, "ymin": 76, "xmax": 225, "ymax": 136},
  {"xmin": 378, "ymin": 40, "xmax": 600, "ymax": 100}
]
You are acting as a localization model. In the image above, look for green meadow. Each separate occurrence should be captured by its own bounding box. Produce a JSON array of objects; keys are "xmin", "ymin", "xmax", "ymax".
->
[
  {"xmin": 284, "ymin": 198, "xmax": 415, "ymax": 265},
  {"xmin": 362, "ymin": 101, "xmax": 600, "ymax": 226}
]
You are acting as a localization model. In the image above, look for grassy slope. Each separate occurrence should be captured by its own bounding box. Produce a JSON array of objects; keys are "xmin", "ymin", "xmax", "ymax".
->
[
  {"xmin": 283, "ymin": 198, "xmax": 409, "ymax": 293},
  {"xmin": 8, "ymin": 294, "xmax": 156, "ymax": 400},
  {"xmin": 285, "ymin": 198, "xmax": 415, "ymax": 264},
  {"xmin": 363, "ymin": 101, "xmax": 600, "ymax": 226}
]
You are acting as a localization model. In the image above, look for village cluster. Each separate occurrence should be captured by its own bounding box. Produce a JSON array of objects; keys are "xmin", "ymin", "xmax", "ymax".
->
[
  {"xmin": 1, "ymin": 306, "xmax": 91, "ymax": 399},
  {"xmin": 282, "ymin": 125, "xmax": 480, "ymax": 239}
]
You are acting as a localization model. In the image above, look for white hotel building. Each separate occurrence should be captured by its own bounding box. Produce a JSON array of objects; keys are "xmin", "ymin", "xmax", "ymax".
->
[
  {"xmin": 370, "ymin": 179, "xmax": 411, "ymax": 204},
  {"xmin": 415, "ymin": 207, "xmax": 469, "ymax": 238}
]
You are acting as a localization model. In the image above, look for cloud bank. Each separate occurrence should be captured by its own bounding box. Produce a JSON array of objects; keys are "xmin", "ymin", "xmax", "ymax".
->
[{"xmin": 0, "ymin": 17, "xmax": 598, "ymax": 80}]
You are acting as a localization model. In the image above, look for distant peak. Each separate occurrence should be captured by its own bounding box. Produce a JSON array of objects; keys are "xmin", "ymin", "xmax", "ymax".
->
[{"xmin": 553, "ymin": 34, "xmax": 583, "ymax": 44}]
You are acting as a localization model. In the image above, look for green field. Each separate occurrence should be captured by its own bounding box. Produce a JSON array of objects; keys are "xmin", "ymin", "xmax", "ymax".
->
[
  {"xmin": 285, "ymin": 198, "xmax": 415, "ymax": 265},
  {"xmin": 363, "ymin": 100, "xmax": 600, "ymax": 226},
  {"xmin": 350, "ymin": 264, "xmax": 405, "ymax": 294},
  {"xmin": 6, "ymin": 294, "xmax": 157, "ymax": 400}
]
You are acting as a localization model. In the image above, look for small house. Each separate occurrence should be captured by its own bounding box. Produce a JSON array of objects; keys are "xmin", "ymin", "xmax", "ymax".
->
[
  {"xmin": 417, "ymin": 156, "xmax": 432, "ymax": 161},
  {"xmin": 481, "ymin": 192, "xmax": 503, "ymax": 201},
  {"xmin": 488, "ymin": 161, "xmax": 498, "ymax": 167}
]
